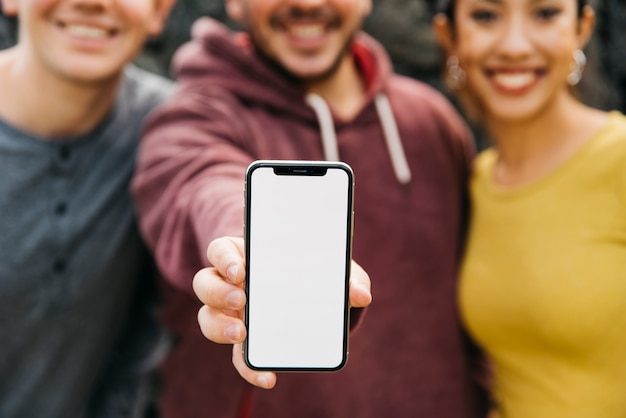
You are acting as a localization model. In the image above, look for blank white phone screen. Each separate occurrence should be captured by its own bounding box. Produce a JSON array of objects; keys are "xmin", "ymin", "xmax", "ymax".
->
[{"xmin": 246, "ymin": 165, "xmax": 351, "ymax": 370}]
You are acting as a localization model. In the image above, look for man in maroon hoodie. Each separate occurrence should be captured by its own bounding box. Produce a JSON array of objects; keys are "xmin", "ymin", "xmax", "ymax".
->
[{"xmin": 131, "ymin": 0, "xmax": 488, "ymax": 417}]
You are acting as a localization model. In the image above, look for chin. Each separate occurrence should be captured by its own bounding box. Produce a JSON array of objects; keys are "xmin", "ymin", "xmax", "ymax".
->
[
  {"xmin": 483, "ymin": 99, "xmax": 545, "ymax": 123},
  {"xmin": 59, "ymin": 66, "xmax": 123, "ymax": 86},
  {"xmin": 293, "ymin": 70, "xmax": 332, "ymax": 82},
  {"xmin": 279, "ymin": 46, "xmax": 346, "ymax": 78},
  {"xmin": 289, "ymin": 60, "xmax": 343, "ymax": 84},
  {"xmin": 56, "ymin": 51, "xmax": 130, "ymax": 77}
]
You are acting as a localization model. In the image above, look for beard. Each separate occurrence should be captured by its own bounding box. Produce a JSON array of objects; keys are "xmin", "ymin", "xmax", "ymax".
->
[
  {"xmin": 249, "ymin": 31, "xmax": 356, "ymax": 86},
  {"xmin": 241, "ymin": 4, "xmax": 361, "ymax": 85}
]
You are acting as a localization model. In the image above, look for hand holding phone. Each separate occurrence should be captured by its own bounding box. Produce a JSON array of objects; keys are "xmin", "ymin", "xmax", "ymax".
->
[
  {"xmin": 192, "ymin": 237, "xmax": 372, "ymax": 388},
  {"xmin": 244, "ymin": 160, "xmax": 354, "ymax": 371}
]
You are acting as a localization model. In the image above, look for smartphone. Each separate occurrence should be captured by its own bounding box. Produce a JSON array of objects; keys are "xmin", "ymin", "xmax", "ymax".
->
[{"xmin": 243, "ymin": 160, "xmax": 354, "ymax": 371}]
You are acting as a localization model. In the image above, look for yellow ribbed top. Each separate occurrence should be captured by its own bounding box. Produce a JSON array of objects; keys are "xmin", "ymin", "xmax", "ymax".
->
[{"xmin": 460, "ymin": 112, "xmax": 626, "ymax": 417}]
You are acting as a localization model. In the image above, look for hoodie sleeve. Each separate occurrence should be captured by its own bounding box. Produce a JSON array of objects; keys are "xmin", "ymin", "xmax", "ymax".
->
[{"xmin": 132, "ymin": 86, "xmax": 253, "ymax": 294}]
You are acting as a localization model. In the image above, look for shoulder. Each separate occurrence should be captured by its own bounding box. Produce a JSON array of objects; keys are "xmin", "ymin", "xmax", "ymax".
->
[
  {"xmin": 604, "ymin": 111, "xmax": 626, "ymax": 139},
  {"xmin": 387, "ymin": 75, "xmax": 464, "ymax": 123},
  {"xmin": 600, "ymin": 111, "xmax": 626, "ymax": 163},
  {"xmin": 104, "ymin": 65, "xmax": 174, "ymax": 141},
  {"xmin": 590, "ymin": 111, "xmax": 626, "ymax": 161},
  {"xmin": 119, "ymin": 64, "xmax": 175, "ymax": 116},
  {"xmin": 594, "ymin": 112, "xmax": 626, "ymax": 207},
  {"xmin": 139, "ymin": 77, "xmax": 249, "ymax": 150},
  {"xmin": 381, "ymin": 75, "xmax": 476, "ymax": 183},
  {"xmin": 385, "ymin": 74, "xmax": 474, "ymax": 152},
  {"xmin": 147, "ymin": 76, "xmax": 244, "ymax": 125}
]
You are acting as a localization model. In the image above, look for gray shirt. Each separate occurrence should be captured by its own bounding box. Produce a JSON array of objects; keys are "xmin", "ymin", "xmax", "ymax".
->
[{"xmin": 0, "ymin": 65, "xmax": 172, "ymax": 418}]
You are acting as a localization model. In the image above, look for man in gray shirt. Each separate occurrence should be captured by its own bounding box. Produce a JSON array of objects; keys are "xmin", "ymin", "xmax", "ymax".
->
[{"xmin": 0, "ymin": 0, "xmax": 174, "ymax": 416}]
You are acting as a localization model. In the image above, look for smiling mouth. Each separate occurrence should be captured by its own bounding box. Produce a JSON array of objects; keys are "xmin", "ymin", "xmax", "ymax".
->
[
  {"xmin": 271, "ymin": 7, "xmax": 340, "ymax": 42},
  {"xmin": 59, "ymin": 22, "xmax": 116, "ymax": 39},
  {"xmin": 287, "ymin": 24, "xmax": 325, "ymax": 39},
  {"xmin": 491, "ymin": 72, "xmax": 538, "ymax": 90}
]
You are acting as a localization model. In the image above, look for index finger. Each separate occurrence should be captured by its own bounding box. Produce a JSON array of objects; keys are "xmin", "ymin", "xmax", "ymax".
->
[{"xmin": 207, "ymin": 236, "xmax": 246, "ymax": 285}]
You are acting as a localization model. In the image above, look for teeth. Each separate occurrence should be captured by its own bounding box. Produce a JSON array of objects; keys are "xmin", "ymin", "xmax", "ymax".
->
[
  {"xmin": 65, "ymin": 24, "xmax": 108, "ymax": 39},
  {"xmin": 493, "ymin": 72, "xmax": 535, "ymax": 89},
  {"xmin": 289, "ymin": 24, "xmax": 324, "ymax": 39}
]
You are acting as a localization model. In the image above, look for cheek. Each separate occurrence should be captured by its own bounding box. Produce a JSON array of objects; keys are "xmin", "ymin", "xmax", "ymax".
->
[
  {"xmin": 332, "ymin": 0, "xmax": 369, "ymax": 21},
  {"xmin": 334, "ymin": 0, "xmax": 365, "ymax": 9},
  {"xmin": 21, "ymin": 0, "xmax": 57, "ymax": 19},
  {"xmin": 112, "ymin": 2, "xmax": 159, "ymax": 28},
  {"xmin": 453, "ymin": 21, "xmax": 494, "ymax": 60},
  {"xmin": 530, "ymin": 32, "xmax": 576, "ymax": 72},
  {"xmin": 456, "ymin": 34, "xmax": 491, "ymax": 71},
  {"xmin": 353, "ymin": 0, "xmax": 372, "ymax": 17},
  {"xmin": 531, "ymin": 22, "xmax": 580, "ymax": 57},
  {"xmin": 244, "ymin": 0, "xmax": 281, "ymax": 20}
]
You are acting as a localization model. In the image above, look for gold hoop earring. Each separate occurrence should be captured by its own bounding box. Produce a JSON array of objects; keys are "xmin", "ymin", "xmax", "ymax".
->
[
  {"xmin": 567, "ymin": 49, "xmax": 586, "ymax": 86},
  {"xmin": 446, "ymin": 56, "xmax": 466, "ymax": 90}
]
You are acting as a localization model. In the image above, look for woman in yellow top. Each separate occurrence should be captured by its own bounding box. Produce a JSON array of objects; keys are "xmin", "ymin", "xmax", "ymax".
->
[{"xmin": 433, "ymin": 0, "xmax": 626, "ymax": 417}]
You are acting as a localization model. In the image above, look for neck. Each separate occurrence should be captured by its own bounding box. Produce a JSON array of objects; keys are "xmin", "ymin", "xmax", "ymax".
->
[
  {"xmin": 486, "ymin": 91, "xmax": 609, "ymax": 187},
  {"xmin": 305, "ymin": 53, "xmax": 367, "ymax": 120},
  {"xmin": 0, "ymin": 48, "xmax": 122, "ymax": 139}
]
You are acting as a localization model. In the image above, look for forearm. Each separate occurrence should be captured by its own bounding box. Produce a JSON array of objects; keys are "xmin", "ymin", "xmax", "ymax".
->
[{"xmin": 132, "ymin": 99, "xmax": 252, "ymax": 294}]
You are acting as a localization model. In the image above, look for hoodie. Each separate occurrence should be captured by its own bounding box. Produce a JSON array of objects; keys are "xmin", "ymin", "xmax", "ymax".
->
[{"xmin": 132, "ymin": 17, "xmax": 486, "ymax": 418}]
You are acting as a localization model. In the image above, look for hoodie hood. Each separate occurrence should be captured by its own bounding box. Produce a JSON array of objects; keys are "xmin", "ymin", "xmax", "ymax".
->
[
  {"xmin": 171, "ymin": 18, "xmax": 410, "ymax": 184},
  {"xmin": 173, "ymin": 18, "xmax": 392, "ymax": 119}
]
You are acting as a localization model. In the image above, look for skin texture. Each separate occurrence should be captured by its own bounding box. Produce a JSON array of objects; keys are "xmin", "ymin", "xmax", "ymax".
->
[
  {"xmin": 226, "ymin": 0, "xmax": 371, "ymax": 82},
  {"xmin": 433, "ymin": 0, "xmax": 608, "ymax": 188},
  {"xmin": 434, "ymin": 3, "xmax": 615, "ymax": 415},
  {"xmin": 193, "ymin": 237, "xmax": 372, "ymax": 389},
  {"xmin": 2, "ymin": 0, "xmax": 173, "ymax": 84},
  {"xmin": 436, "ymin": 0, "xmax": 591, "ymax": 123},
  {"xmin": 225, "ymin": 0, "xmax": 371, "ymax": 118},
  {"xmin": 190, "ymin": 1, "xmax": 378, "ymax": 389},
  {"xmin": 0, "ymin": 0, "xmax": 174, "ymax": 137}
]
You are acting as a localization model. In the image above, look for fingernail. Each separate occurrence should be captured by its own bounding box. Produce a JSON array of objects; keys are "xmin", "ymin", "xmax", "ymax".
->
[
  {"xmin": 227, "ymin": 264, "xmax": 239, "ymax": 282},
  {"xmin": 225, "ymin": 324, "xmax": 243, "ymax": 342},
  {"xmin": 257, "ymin": 374, "xmax": 271, "ymax": 388},
  {"xmin": 352, "ymin": 281, "xmax": 367, "ymax": 295},
  {"xmin": 226, "ymin": 290, "xmax": 244, "ymax": 308}
]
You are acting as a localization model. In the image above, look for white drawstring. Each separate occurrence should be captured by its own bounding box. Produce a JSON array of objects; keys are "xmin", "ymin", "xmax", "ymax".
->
[
  {"xmin": 305, "ymin": 92, "xmax": 412, "ymax": 185},
  {"xmin": 305, "ymin": 93, "xmax": 340, "ymax": 161},
  {"xmin": 374, "ymin": 94, "xmax": 412, "ymax": 185}
]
